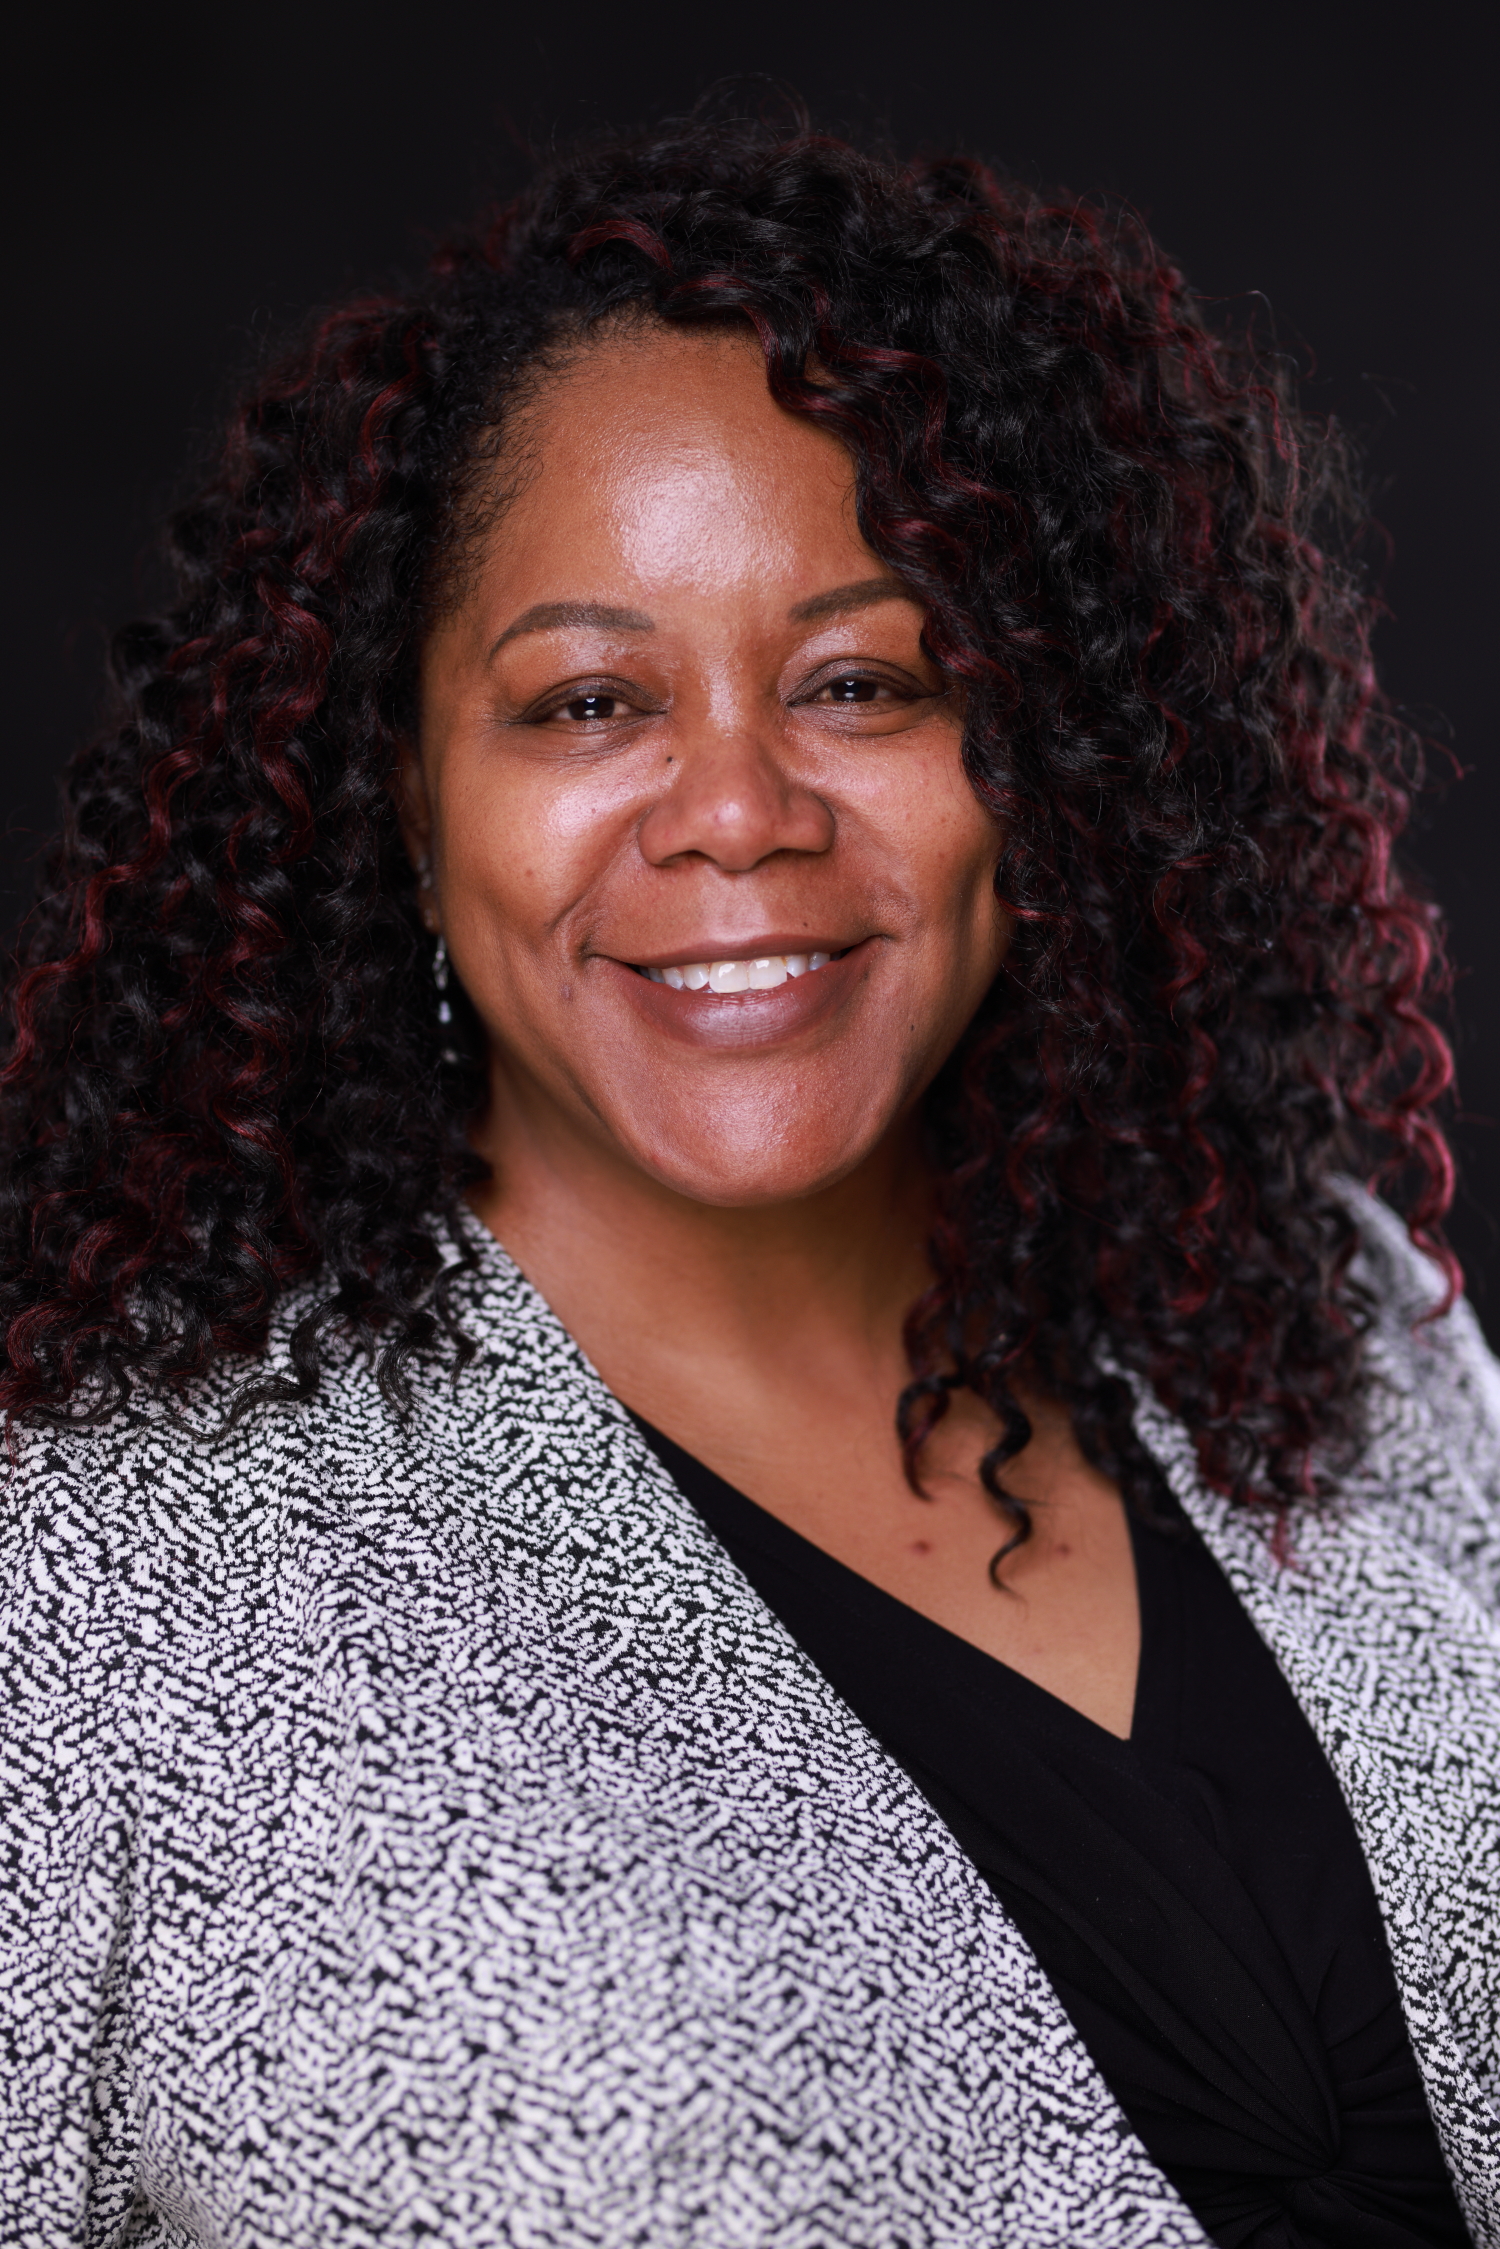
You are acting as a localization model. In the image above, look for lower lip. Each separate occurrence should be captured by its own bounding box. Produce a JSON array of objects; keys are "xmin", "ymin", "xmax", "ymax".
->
[{"xmin": 600, "ymin": 945, "xmax": 873, "ymax": 1050}]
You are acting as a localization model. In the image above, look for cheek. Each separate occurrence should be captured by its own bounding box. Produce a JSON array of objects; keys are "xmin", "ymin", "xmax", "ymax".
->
[
  {"xmin": 438, "ymin": 751, "xmax": 635, "ymax": 944},
  {"xmin": 899, "ymin": 766, "xmax": 1009, "ymax": 1003},
  {"xmin": 862, "ymin": 730, "xmax": 1002, "ymax": 929}
]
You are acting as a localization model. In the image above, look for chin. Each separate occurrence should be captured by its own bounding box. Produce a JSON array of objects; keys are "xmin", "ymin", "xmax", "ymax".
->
[{"xmin": 627, "ymin": 1123, "xmax": 882, "ymax": 1210}]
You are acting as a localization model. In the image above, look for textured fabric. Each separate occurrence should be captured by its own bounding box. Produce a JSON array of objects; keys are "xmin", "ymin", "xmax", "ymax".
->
[
  {"xmin": 1, "ymin": 1186, "xmax": 1498, "ymax": 2248},
  {"xmin": 633, "ymin": 1414, "xmax": 1471, "ymax": 2247}
]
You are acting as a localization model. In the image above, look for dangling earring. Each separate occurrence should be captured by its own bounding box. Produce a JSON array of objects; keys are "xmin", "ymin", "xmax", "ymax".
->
[
  {"xmin": 414, "ymin": 848, "xmax": 459, "ymax": 1067},
  {"xmin": 432, "ymin": 932, "xmax": 459, "ymax": 1067}
]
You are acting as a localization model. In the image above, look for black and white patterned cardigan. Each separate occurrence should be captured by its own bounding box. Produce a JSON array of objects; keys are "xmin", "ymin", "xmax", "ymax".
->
[{"xmin": 3, "ymin": 1188, "xmax": 1499, "ymax": 2248}]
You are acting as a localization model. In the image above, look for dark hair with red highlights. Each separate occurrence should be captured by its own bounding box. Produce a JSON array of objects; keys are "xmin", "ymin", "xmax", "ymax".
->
[{"xmin": 0, "ymin": 105, "xmax": 1456, "ymax": 1536}]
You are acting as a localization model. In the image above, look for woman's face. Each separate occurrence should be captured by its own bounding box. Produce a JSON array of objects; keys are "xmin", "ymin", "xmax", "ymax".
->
[{"xmin": 408, "ymin": 323, "xmax": 1009, "ymax": 1207}]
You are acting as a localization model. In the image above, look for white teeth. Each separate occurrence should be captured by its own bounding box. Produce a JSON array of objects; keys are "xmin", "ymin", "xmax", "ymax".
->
[{"xmin": 642, "ymin": 950, "xmax": 839, "ymax": 991}]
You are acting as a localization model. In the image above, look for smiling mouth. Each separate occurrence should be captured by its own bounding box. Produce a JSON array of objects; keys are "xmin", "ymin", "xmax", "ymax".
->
[{"xmin": 634, "ymin": 949, "xmax": 844, "ymax": 993}]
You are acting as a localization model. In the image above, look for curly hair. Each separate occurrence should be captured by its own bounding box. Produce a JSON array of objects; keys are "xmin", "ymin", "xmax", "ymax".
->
[{"xmin": 0, "ymin": 107, "xmax": 1456, "ymax": 1536}]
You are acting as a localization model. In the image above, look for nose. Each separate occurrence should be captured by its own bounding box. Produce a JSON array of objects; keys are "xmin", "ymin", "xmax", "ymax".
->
[{"xmin": 636, "ymin": 730, "xmax": 836, "ymax": 872}]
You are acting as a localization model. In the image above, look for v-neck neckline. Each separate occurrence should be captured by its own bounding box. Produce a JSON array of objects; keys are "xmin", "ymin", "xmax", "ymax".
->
[{"xmin": 627, "ymin": 1409, "xmax": 1185, "ymax": 1759}]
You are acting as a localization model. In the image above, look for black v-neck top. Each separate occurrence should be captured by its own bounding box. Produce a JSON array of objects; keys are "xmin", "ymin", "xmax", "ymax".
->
[{"xmin": 634, "ymin": 1417, "xmax": 1470, "ymax": 2249}]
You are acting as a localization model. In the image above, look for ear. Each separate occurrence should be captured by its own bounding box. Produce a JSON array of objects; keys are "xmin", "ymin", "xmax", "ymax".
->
[{"xmin": 393, "ymin": 741, "xmax": 440, "ymax": 932}]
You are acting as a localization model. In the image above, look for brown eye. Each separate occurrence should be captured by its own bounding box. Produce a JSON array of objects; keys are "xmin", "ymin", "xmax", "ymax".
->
[
  {"xmin": 561, "ymin": 693, "xmax": 622, "ymax": 722},
  {"xmin": 824, "ymin": 675, "xmax": 882, "ymax": 704}
]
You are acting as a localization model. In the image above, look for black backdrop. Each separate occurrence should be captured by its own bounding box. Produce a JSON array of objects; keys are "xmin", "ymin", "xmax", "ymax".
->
[{"xmin": 9, "ymin": 1, "xmax": 1496, "ymax": 1328}]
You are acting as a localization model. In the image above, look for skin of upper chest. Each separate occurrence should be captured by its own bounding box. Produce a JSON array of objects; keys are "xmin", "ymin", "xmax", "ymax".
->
[{"xmin": 623, "ymin": 1371, "xmax": 1143, "ymax": 1741}]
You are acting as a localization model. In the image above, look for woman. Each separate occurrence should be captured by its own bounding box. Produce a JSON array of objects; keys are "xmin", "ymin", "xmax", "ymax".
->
[{"xmin": 1, "ymin": 113, "xmax": 1496, "ymax": 2249}]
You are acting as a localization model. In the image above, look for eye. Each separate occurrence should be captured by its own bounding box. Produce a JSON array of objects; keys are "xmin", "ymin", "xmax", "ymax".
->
[
  {"xmin": 820, "ymin": 674, "xmax": 884, "ymax": 704},
  {"xmin": 517, "ymin": 679, "xmax": 661, "ymax": 737},
  {"xmin": 559, "ymin": 692, "xmax": 626, "ymax": 723}
]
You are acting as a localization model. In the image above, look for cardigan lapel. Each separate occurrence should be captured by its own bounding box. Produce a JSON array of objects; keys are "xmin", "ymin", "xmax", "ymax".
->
[
  {"xmin": 1130, "ymin": 1381, "xmax": 1500, "ymax": 2249},
  {"xmin": 441, "ymin": 1235, "xmax": 1214, "ymax": 2247}
]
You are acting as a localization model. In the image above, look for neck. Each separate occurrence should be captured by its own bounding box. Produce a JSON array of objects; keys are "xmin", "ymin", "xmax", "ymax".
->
[{"xmin": 468, "ymin": 1066, "xmax": 932, "ymax": 1429}]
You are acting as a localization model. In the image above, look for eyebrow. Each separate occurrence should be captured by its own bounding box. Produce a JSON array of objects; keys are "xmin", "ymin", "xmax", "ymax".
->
[
  {"xmin": 488, "ymin": 577, "xmax": 912, "ymax": 658},
  {"xmin": 490, "ymin": 601, "xmax": 656, "ymax": 656},
  {"xmin": 787, "ymin": 576, "xmax": 914, "ymax": 625}
]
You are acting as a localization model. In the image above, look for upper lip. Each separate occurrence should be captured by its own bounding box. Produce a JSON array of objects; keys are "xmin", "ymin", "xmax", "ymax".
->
[{"xmin": 615, "ymin": 935, "xmax": 863, "ymax": 971}]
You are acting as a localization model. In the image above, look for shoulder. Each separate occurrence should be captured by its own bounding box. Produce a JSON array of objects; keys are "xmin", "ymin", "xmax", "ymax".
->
[
  {"xmin": 1129, "ymin": 1184, "xmax": 1500, "ymax": 1615},
  {"xmin": 0, "ymin": 1362, "xmax": 360, "ymax": 1746},
  {"xmin": 0, "ymin": 1225, "xmax": 562, "ymax": 1646},
  {"xmin": 1335, "ymin": 1181, "xmax": 1500, "ymax": 1609}
]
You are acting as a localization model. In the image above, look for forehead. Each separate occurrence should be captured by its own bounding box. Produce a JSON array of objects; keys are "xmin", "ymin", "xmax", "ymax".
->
[
  {"xmin": 491, "ymin": 324, "xmax": 864, "ymax": 596},
  {"xmin": 520, "ymin": 319, "xmax": 841, "ymax": 468}
]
